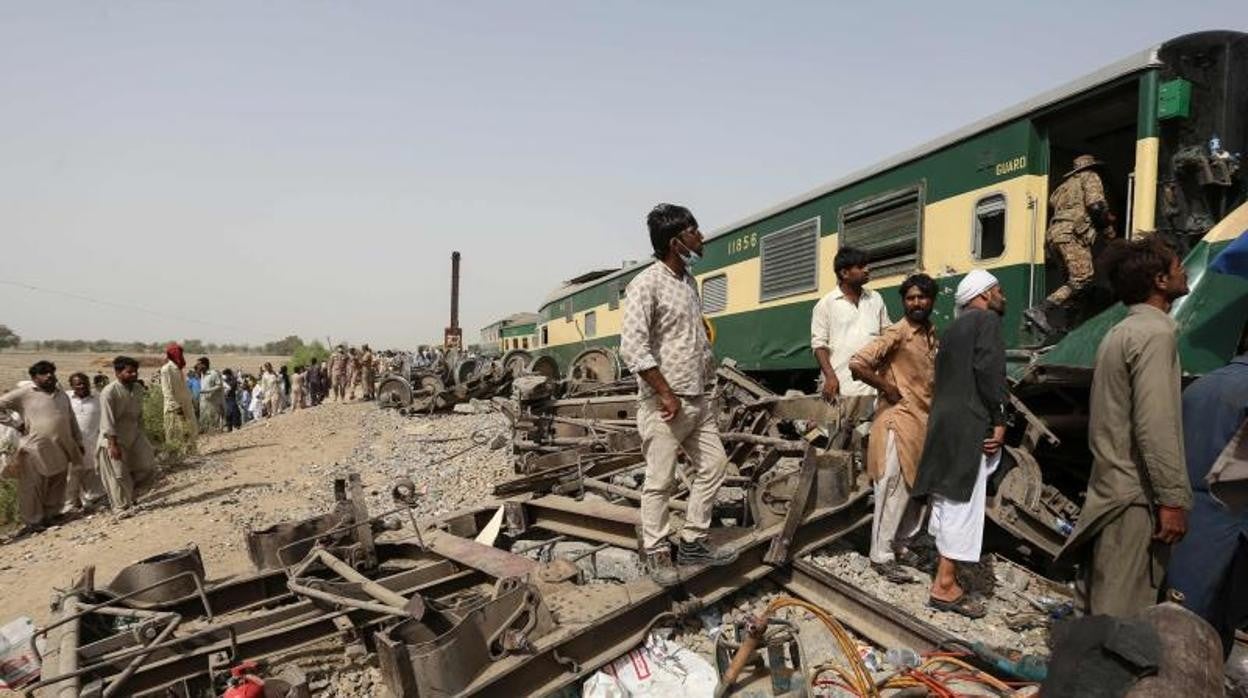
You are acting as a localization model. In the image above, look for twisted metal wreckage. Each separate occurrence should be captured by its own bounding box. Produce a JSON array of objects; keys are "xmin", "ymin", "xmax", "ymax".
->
[{"xmin": 27, "ymin": 357, "xmax": 1052, "ymax": 697}]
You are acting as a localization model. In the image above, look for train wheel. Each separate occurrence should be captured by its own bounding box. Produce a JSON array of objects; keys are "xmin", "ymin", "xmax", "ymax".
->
[
  {"xmin": 376, "ymin": 376, "xmax": 414, "ymax": 409},
  {"xmin": 501, "ymin": 350, "xmax": 533, "ymax": 378},
  {"xmin": 528, "ymin": 355, "xmax": 561, "ymax": 381},
  {"xmin": 568, "ymin": 347, "xmax": 622, "ymax": 384},
  {"xmin": 453, "ymin": 358, "xmax": 479, "ymax": 386}
]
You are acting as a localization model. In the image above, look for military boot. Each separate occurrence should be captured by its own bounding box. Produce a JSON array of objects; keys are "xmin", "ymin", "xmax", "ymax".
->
[
  {"xmin": 1023, "ymin": 301, "xmax": 1057, "ymax": 336},
  {"xmin": 645, "ymin": 547, "xmax": 679, "ymax": 586},
  {"xmin": 677, "ymin": 537, "xmax": 738, "ymax": 567}
]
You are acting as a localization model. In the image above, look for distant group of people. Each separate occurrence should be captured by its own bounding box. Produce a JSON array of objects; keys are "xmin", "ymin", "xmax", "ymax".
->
[
  {"xmin": 620, "ymin": 202, "xmax": 1243, "ymax": 656},
  {"xmin": 156, "ymin": 342, "xmax": 380, "ymax": 447},
  {"xmin": 0, "ymin": 341, "xmax": 382, "ymax": 538}
]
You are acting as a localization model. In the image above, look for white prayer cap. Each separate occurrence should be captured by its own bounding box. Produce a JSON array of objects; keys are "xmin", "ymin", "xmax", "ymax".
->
[{"xmin": 955, "ymin": 269, "xmax": 999, "ymax": 307}]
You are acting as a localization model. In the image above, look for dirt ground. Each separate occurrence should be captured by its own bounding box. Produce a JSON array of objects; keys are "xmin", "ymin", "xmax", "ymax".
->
[
  {"xmin": 0, "ymin": 400, "xmax": 369, "ymax": 628},
  {"xmin": 0, "ymin": 351, "xmax": 293, "ymax": 392},
  {"xmin": 0, "ymin": 394, "xmax": 518, "ymax": 697}
]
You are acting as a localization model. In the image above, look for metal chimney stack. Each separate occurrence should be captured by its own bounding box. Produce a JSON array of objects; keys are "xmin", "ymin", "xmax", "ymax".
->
[
  {"xmin": 450, "ymin": 251, "xmax": 461, "ymax": 329},
  {"xmin": 444, "ymin": 251, "xmax": 464, "ymax": 350}
]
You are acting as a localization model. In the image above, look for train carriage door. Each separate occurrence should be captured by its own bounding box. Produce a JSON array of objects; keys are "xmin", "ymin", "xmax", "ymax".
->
[{"xmin": 1033, "ymin": 77, "xmax": 1143, "ymax": 326}]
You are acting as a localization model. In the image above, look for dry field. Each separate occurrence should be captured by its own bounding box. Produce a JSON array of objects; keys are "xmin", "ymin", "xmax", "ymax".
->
[{"xmin": 0, "ymin": 351, "xmax": 292, "ymax": 392}]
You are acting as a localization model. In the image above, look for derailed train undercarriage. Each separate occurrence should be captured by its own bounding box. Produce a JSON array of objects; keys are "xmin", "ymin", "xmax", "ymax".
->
[{"xmin": 25, "ymin": 360, "xmax": 1050, "ymax": 697}]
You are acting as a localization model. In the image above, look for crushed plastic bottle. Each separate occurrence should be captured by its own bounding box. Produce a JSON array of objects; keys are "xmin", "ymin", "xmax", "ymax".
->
[
  {"xmin": 885, "ymin": 647, "xmax": 921, "ymax": 669},
  {"xmin": 858, "ymin": 646, "xmax": 885, "ymax": 673}
]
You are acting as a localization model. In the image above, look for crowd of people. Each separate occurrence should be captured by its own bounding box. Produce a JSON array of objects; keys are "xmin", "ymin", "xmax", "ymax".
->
[
  {"xmin": 0, "ymin": 342, "xmax": 381, "ymax": 538},
  {"xmin": 622, "ymin": 203, "xmax": 1244, "ymax": 658},
  {"xmin": 157, "ymin": 342, "xmax": 381, "ymax": 442}
]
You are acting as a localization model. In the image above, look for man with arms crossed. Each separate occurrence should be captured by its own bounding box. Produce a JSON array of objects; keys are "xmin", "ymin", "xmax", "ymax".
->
[{"xmin": 849, "ymin": 273, "xmax": 938, "ymax": 584}]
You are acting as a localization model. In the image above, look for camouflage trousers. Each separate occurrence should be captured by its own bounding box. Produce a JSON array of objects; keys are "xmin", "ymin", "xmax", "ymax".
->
[{"xmin": 1046, "ymin": 227, "xmax": 1094, "ymax": 307}]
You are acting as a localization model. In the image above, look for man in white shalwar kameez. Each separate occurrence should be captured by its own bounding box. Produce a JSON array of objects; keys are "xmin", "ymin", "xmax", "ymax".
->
[{"xmin": 64, "ymin": 372, "xmax": 106, "ymax": 511}]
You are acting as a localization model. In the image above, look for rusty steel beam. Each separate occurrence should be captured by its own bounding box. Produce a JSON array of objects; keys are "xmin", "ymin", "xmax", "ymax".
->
[
  {"xmin": 523, "ymin": 495, "xmax": 643, "ymax": 549},
  {"xmin": 422, "ymin": 528, "xmax": 540, "ymax": 579},
  {"xmin": 580, "ymin": 478, "xmax": 688, "ymax": 513}
]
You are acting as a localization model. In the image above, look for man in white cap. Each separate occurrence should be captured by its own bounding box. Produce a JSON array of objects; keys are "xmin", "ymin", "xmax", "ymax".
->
[{"xmin": 910, "ymin": 269, "xmax": 1008, "ymax": 618}]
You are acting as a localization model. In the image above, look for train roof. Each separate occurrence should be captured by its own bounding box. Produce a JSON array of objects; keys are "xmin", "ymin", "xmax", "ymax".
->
[{"xmin": 539, "ymin": 30, "xmax": 1244, "ymax": 311}]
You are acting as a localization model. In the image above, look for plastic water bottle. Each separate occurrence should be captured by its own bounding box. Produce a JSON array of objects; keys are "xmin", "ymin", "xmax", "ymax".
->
[
  {"xmin": 1210, "ymin": 134, "xmax": 1223, "ymax": 155},
  {"xmin": 886, "ymin": 647, "xmax": 921, "ymax": 669},
  {"xmin": 1056, "ymin": 518, "xmax": 1074, "ymax": 536}
]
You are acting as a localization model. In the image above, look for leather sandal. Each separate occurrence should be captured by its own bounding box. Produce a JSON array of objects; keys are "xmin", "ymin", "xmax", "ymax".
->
[{"xmin": 928, "ymin": 592, "xmax": 987, "ymax": 619}]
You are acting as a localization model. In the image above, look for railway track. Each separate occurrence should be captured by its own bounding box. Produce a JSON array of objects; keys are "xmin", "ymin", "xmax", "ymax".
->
[{"xmin": 771, "ymin": 559, "xmax": 958, "ymax": 655}]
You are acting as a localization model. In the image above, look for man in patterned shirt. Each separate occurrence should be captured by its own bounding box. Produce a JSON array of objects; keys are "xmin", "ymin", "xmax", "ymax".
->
[{"xmin": 620, "ymin": 203, "xmax": 736, "ymax": 585}]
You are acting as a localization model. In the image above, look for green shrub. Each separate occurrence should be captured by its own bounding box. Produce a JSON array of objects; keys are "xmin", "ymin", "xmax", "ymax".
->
[
  {"xmin": 0, "ymin": 478, "xmax": 16, "ymax": 526},
  {"xmin": 141, "ymin": 383, "xmax": 192, "ymax": 463},
  {"xmin": 287, "ymin": 341, "xmax": 328, "ymax": 373}
]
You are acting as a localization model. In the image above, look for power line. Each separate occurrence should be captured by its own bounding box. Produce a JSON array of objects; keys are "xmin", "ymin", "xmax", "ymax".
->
[{"xmin": 0, "ymin": 278, "xmax": 279, "ymax": 339}]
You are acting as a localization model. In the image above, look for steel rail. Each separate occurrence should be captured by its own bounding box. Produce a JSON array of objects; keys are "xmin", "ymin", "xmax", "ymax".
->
[
  {"xmin": 452, "ymin": 490, "xmax": 874, "ymax": 697},
  {"xmin": 769, "ymin": 559, "xmax": 956, "ymax": 654}
]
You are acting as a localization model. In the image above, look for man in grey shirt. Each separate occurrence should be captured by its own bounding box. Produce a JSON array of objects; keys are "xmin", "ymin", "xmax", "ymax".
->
[{"xmin": 620, "ymin": 203, "xmax": 735, "ymax": 585}]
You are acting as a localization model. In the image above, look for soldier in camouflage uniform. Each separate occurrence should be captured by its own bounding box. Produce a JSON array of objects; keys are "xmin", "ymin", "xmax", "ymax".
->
[
  {"xmin": 329, "ymin": 345, "xmax": 350, "ymax": 402},
  {"xmin": 1024, "ymin": 154, "xmax": 1116, "ymax": 336}
]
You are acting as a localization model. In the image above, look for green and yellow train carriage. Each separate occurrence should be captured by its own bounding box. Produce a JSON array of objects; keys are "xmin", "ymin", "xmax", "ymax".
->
[
  {"xmin": 499, "ymin": 322, "xmax": 537, "ymax": 354},
  {"xmin": 533, "ymin": 31, "xmax": 1248, "ymax": 391}
]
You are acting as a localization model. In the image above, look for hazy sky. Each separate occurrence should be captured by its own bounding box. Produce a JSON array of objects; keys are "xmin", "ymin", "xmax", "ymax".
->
[{"xmin": 2, "ymin": 3, "xmax": 1242, "ymax": 347}]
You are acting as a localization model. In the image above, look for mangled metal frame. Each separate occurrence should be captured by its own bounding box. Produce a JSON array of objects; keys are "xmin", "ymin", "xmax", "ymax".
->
[
  {"xmin": 29, "ymin": 355, "xmax": 1036, "ymax": 697},
  {"xmin": 29, "ymin": 474, "xmax": 869, "ymax": 697},
  {"xmin": 27, "ymin": 360, "xmax": 892, "ymax": 697}
]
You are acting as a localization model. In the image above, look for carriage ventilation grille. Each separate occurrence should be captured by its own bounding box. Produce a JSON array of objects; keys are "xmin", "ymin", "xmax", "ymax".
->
[
  {"xmin": 759, "ymin": 219, "xmax": 820, "ymax": 302},
  {"xmin": 839, "ymin": 185, "xmax": 922, "ymax": 278},
  {"xmin": 702, "ymin": 274, "xmax": 728, "ymax": 314}
]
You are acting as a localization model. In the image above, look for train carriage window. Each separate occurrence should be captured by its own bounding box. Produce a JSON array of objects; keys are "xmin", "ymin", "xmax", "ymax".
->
[
  {"xmin": 759, "ymin": 219, "xmax": 820, "ymax": 302},
  {"xmin": 522, "ymin": 337, "xmax": 530, "ymax": 350},
  {"xmin": 973, "ymin": 194, "xmax": 1007, "ymax": 260},
  {"xmin": 541, "ymin": 326, "xmax": 548, "ymax": 346},
  {"xmin": 562, "ymin": 300, "xmax": 573, "ymax": 322},
  {"xmin": 838, "ymin": 185, "xmax": 923, "ymax": 278},
  {"xmin": 584, "ymin": 311, "xmax": 597, "ymax": 338},
  {"xmin": 701, "ymin": 274, "xmax": 728, "ymax": 314}
]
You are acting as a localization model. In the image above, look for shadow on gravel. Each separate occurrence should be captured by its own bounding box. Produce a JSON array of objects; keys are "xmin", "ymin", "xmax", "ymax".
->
[
  {"xmin": 140, "ymin": 479, "xmax": 199, "ymax": 503},
  {"xmin": 203, "ymin": 442, "xmax": 278, "ymax": 457},
  {"xmin": 137, "ymin": 482, "xmax": 271, "ymax": 513},
  {"xmin": 160, "ymin": 456, "xmax": 212, "ymax": 476}
]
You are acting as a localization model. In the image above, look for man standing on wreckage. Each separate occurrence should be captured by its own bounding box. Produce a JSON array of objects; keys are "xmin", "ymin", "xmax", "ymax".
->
[
  {"xmin": 910, "ymin": 269, "xmax": 1009, "ymax": 619},
  {"xmin": 620, "ymin": 203, "xmax": 737, "ymax": 586}
]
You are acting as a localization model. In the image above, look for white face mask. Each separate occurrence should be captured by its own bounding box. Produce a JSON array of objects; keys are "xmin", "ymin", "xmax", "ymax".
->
[{"xmin": 676, "ymin": 239, "xmax": 702, "ymax": 269}]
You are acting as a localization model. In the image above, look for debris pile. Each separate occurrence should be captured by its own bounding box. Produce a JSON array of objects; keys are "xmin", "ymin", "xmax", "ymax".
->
[
  {"xmin": 20, "ymin": 358, "xmax": 1057, "ymax": 697},
  {"xmin": 374, "ymin": 350, "xmax": 527, "ymax": 415}
]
